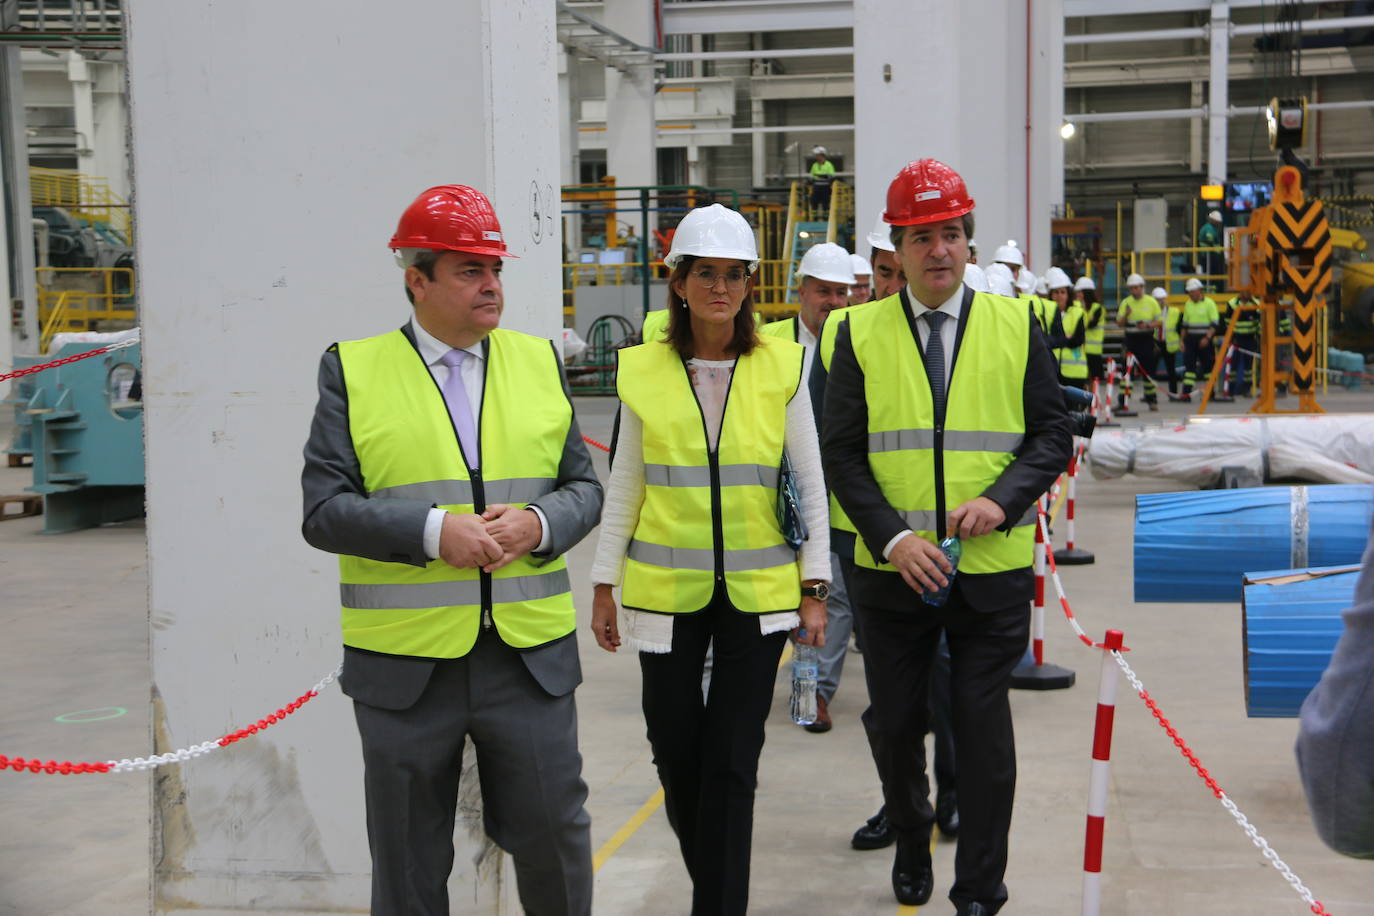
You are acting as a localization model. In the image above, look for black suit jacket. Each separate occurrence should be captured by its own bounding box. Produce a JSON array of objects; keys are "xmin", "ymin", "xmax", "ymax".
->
[
  {"xmin": 301, "ymin": 323, "xmax": 603, "ymax": 707},
  {"xmin": 818, "ymin": 286, "xmax": 1073, "ymax": 610}
]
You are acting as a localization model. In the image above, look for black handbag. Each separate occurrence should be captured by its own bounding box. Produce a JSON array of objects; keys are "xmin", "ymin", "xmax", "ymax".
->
[{"xmin": 776, "ymin": 452, "xmax": 808, "ymax": 551}]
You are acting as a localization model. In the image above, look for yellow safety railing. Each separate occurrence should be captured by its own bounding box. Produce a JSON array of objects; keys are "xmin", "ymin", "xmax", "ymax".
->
[
  {"xmin": 37, "ymin": 266, "xmax": 137, "ymax": 351},
  {"xmin": 1128, "ymin": 247, "xmax": 1229, "ymax": 298},
  {"xmin": 29, "ymin": 166, "xmax": 132, "ymax": 244}
]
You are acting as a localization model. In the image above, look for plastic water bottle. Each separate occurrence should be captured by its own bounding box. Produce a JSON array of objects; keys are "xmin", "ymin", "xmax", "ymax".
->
[
  {"xmin": 790, "ymin": 632, "xmax": 819, "ymax": 725},
  {"xmin": 921, "ymin": 537, "xmax": 963, "ymax": 607}
]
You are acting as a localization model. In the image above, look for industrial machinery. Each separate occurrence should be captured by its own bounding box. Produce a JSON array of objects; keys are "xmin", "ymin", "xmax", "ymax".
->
[
  {"xmin": 11, "ymin": 340, "xmax": 145, "ymax": 533},
  {"xmin": 1205, "ymin": 99, "xmax": 1334, "ymax": 414}
]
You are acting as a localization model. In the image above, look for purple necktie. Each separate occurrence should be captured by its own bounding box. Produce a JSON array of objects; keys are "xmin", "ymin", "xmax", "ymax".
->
[{"xmin": 439, "ymin": 348, "xmax": 479, "ymax": 464}]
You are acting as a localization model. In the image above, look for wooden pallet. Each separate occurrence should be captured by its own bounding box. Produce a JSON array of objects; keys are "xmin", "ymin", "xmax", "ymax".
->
[{"xmin": 0, "ymin": 493, "xmax": 41, "ymax": 520}]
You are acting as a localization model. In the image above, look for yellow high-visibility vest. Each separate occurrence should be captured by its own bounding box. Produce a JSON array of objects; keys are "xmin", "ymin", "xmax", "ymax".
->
[
  {"xmin": 336, "ymin": 328, "xmax": 574, "ymax": 657},
  {"xmin": 818, "ymin": 302, "xmax": 874, "ymax": 536},
  {"xmin": 760, "ymin": 316, "xmax": 800, "ymax": 341},
  {"xmin": 1055, "ymin": 304, "xmax": 1088, "ymax": 379},
  {"xmin": 618, "ymin": 336, "xmax": 804, "ymax": 613},
  {"xmin": 1084, "ymin": 301, "xmax": 1106, "ymax": 355},
  {"xmin": 842, "ymin": 292, "xmax": 1035, "ymax": 574}
]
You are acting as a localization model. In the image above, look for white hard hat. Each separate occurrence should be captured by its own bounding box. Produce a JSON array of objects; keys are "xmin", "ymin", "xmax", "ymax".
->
[
  {"xmin": 866, "ymin": 210, "xmax": 895, "ymax": 253},
  {"xmin": 1185, "ymin": 277, "xmax": 1205, "ymax": 292},
  {"xmin": 1151, "ymin": 287, "xmax": 1168, "ymax": 299},
  {"xmin": 1044, "ymin": 266, "xmax": 1072, "ymax": 290},
  {"xmin": 796, "ymin": 242, "xmax": 856, "ymax": 285},
  {"xmin": 1074, "ymin": 276, "xmax": 1096, "ymax": 292},
  {"xmin": 1035, "ymin": 276, "xmax": 1050, "ymax": 296},
  {"xmin": 993, "ymin": 240, "xmax": 1024, "ymax": 267},
  {"xmin": 984, "ymin": 263, "xmax": 1016, "ymax": 297},
  {"xmin": 849, "ymin": 253, "xmax": 873, "ymax": 278},
  {"xmin": 1208, "ymin": 210, "xmax": 1222, "ymax": 223},
  {"xmin": 1015, "ymin": 269, "xmax": 1036, "ymax": 294},
  {"xmin": 1126, "ymin": 273, "xmax": 1146, "ymax": 288},
  {"xmin": 812, "ymin": 146, "xmax": 828, "ymax": 156},
  {"xmin": 664, "ymin": 204, "xmax": 759, "ymax": 273},
  {"xmin": 963, "ymin": 263, "xmax": 990, "ymax": 292}
]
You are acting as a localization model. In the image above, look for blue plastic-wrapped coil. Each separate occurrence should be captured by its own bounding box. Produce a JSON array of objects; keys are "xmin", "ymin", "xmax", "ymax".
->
[
  {"xmin": 1242, "ymin": 565, "xmax": 1360, "ymax": 717},
  {"xmin": 1134, "ymin": 485, "xmax": 1373, "ymax": 603}
]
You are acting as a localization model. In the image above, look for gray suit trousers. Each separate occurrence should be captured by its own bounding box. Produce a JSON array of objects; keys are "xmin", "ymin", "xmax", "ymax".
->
[{"xmin": 352, "ymin": 633, "xmax": 592, "ymax": 916}]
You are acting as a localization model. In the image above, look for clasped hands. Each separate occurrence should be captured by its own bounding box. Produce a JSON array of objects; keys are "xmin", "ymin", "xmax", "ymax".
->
[
  {"xmin": 889, "ymin": 497, "xmax": 1005, "ymax": 595},
  {"xmin": 438, "ymin": 505, "xmax": 542, "ymax": 573}
]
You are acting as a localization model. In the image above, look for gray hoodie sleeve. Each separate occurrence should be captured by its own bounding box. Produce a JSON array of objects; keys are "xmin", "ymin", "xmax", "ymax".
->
[{"xmin": 1296, "ymin": 520, "xmax": 1374, "ymax": 859}]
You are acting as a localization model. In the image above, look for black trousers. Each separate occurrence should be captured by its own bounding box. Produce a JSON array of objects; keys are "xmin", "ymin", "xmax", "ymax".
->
[
  {"xmin": 853, "ymin": 574, "xmax": 1029, "ymax": 914},
  {"xmin": 1182, "ymin": 333, "xmax": 1214, "ymax": 393},
  {"xmin": 639, "ymin": 594, "xmax": 788, "ymax": 916},
  {"xmin": 1087, "ymin": 353, "xmax": 1105, "ymax": 382},
  {"xmin": 1157, "ymin": 340, "xmax": 1180, "ymax": 394}
]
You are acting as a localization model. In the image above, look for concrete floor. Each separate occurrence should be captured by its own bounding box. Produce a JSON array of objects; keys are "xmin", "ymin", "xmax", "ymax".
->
[{"xmin": 2, "ymin": 386, "xmax": 1372, "ymax": 915}]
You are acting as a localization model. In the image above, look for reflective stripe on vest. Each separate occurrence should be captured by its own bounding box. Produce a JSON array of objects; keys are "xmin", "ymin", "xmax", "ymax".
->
[
  {"xmin": 618, "ymin": 336, "xmax": 804, "ymax": 614},
  {"xmin": 336, "ymin": 328, "xmax": 575, "ymax": 658},
  {"xmin": 845, "ymin": 291, "xmax": 1033, "ymax": 575}
]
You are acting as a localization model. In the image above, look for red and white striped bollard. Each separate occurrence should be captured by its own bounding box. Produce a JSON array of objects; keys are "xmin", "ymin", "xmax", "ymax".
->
[
  {"xmin": 1010, "ymin": 500, "xmax": 1076, "ymax": 690},
  {"xmin": 1082, "ymin": 629, "xmax": 1126, "ymax": 916},
  {"xmin": 1054, "ymin": 443, "xmax": 1095, "ymax": 565}
]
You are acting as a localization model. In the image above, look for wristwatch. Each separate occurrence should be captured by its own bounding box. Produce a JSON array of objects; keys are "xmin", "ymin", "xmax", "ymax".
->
[{"xmin": 801, "ymin": 583, "xmax": 830, "ymax": 600}]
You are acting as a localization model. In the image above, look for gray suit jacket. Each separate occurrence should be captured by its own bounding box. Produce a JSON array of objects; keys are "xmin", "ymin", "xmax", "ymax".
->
[{"xmin": 301, "ymin": 323, "xmax": 602, "ymax": 708}]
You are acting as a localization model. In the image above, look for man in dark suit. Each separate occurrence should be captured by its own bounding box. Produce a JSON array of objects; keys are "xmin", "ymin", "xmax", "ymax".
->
[
  {"xmin": 820, "ymin": 160, "xmax": 1072, "ymax": 915},
  {"xmin": 301, "ymin": 185, "xmax": 602, "ymax": 915}
]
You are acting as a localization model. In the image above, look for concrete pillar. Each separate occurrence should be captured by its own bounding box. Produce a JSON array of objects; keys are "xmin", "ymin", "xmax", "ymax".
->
[
  {"xmin": 856, "ymin": 0, "xmax": 1044, "ymax": 270},
  {"xmin": 1208, "ymin": 1, "xmax": 1230, "ymax": 187},
  {"xmin": 1, "ymin": 45, "xmax": 37, "ymax": 377},
  {"xmin": 601, "ymin": 2, "xmax": 657, "ymax": 192},
  {"xmin": 1028, "ymin": 0, "xmax": 1064, "ymax": 271},
  {"xmin": 1189, "ymin": 80, "xmax": 1205, "ymax": 174},
  {"xmin": 66, "ymin": 51, "xmax": 96, "ymax": 177},
  {"xmin": 90, "ymin": 62, "xmax": 129, "ymax": 203},
  {"xmin": 751, "ymin": 97, "xmax": 767, "ymax": 189},
  {"xmin": 124, "ymin": 0, "xmax": 562, "ymax": 911}
]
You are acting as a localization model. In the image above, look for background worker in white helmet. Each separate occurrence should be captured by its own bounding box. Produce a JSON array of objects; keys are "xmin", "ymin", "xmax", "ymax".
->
[
  {"xmin": 1180, "ymin": 277, "xmax": 1220, "ymax": 399},
  {"xmin": 1115, "ymin": 272, "xmax": 1162, "ymax": 411},
  {"xmin": 867, "ymin": 211, "xmax": 905, "ymax": 300},
  {"xmin": 1153, "ymin": 286, "xmax": 1183, "ymax": 397},
  {"xmin": 983, "ymin": 262, "xmax": 1017, "ymax": 298},
  {"xmin": 992, "ymin": 240, "xmax": 1033, "ymax": 294},
  {"xmin": 850, "ymin": 253, "xmax": 874, "ymax": 305},
  {"xmin": 1075, "ymin": 276, "xmax": 1106, "ymax": 382},
  {"xmin": 762, "ymin": 242, "xmax": 854, "ymax": 733},
  {"xmin": 810, "ymin": 146, "xmax": 837, "ymax": 213},
  {"xmin": 1044, "ymin": 268, "xmax": 1088, "ymax": 388}
]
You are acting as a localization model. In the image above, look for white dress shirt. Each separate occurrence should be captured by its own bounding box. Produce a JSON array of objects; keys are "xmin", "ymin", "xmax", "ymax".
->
[
  {"xmin": 797, "ymin": 316, "xmax": 820, "ymax": 385},
  {"xmin": 410, "ymin": 318, "xmax": 549, "ymax": 560},
  {"xmin": 883, "ymin": 282, "xmax": 966, "ymax": 560}
]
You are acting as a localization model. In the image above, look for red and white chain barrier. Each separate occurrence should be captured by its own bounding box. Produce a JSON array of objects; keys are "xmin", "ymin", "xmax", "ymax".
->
[
  {"xmin": 582, "ymin": 434, "xmax": 611, "ymax": 453},
  {"xmin": 1082, "ymin": 628, "xmax": 1125, "ymax": 916},
  {"xmin": 0, "ymin": 666, "xmax": 339, "ymax": 776},
  {"xmin": 1037, "ymin": 511, "xmax": 1334, "ymax": 915},
  {"xmin": 0, "ymin": 335, "xmax": 141, "ymax": 384}
]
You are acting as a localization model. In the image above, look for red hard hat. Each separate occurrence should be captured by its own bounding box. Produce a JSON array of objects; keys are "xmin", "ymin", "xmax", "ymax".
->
[
  {"xmin": 389, "ymin": 184, "xmax": 516, "ymax": 258},
  {"xmin": 882, "ymin": 159, "xmax": 976, "ymax": 227}
]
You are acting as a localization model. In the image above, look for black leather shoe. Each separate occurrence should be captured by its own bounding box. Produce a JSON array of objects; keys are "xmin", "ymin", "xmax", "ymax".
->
[
  {"xmin": 891, "ymin": 832, "xmax": 934, "ymax": 906},
  {"xmin": 850, "ymin": 807, "xmax": 895, "ymax": 850},
  {"xmin": 936, "ymin": 788, "xmax": 959, "ymax": 839},
  {"xmin": 955, "ymin": 904, "xmax": 993, "ymax": 916}
]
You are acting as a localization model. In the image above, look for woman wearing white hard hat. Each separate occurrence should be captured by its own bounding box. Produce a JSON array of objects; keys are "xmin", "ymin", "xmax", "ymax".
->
[
  {"xmin": 866, "ymin": 210, "xmax": 904, "ymax": 299},
  {"xmin": 1074, "ymin": 276, "xmax": 1106, "ymax": 381},
  {"xmin": 1153, "ymin": 286, "xmax": 1182, "ymax": 397},
  {"xmin": 1115, "ymin": 272, "xmax": 1161, "ymax": 410},
  {"xmin": 1044, "ymin": 267, "xmax": 1088, "ymax": 388},
  {"xmin": 849, "ymin": 252, "xmax": 874, "ymax": 304},
  {"xmin": 590, "ymin": 203, "xmax": 830, "ymax": 912}
]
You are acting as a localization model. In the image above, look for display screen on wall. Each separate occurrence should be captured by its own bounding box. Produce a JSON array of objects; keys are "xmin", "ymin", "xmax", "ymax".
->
[{"xmin": 1226, "ymin": 182, "xmax": 1273, "ymax": 212}]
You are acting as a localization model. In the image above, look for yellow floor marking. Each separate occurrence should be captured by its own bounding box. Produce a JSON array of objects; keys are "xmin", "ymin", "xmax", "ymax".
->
[
  {"xmin": 592, "ymin": 787, "xmax": 666, "ymax": 874},
  {"xmin": 594, "ymin": 633, "xmax": 799, "ymax": 874}
]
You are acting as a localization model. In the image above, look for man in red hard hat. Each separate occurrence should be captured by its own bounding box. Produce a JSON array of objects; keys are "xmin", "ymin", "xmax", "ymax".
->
[
  {"xmin": 302, "ymin": 185, "xmax": 602, "ymax": 915},
  {"xmin": 821, "ymin": 160, "xmax": 1072, "ymax": 914}
]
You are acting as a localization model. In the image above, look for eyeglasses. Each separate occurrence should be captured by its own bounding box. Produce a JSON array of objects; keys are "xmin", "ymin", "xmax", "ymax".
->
[{"xmin": 690, "ymin": 268, "xmax": 749, "ymax": 290}]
